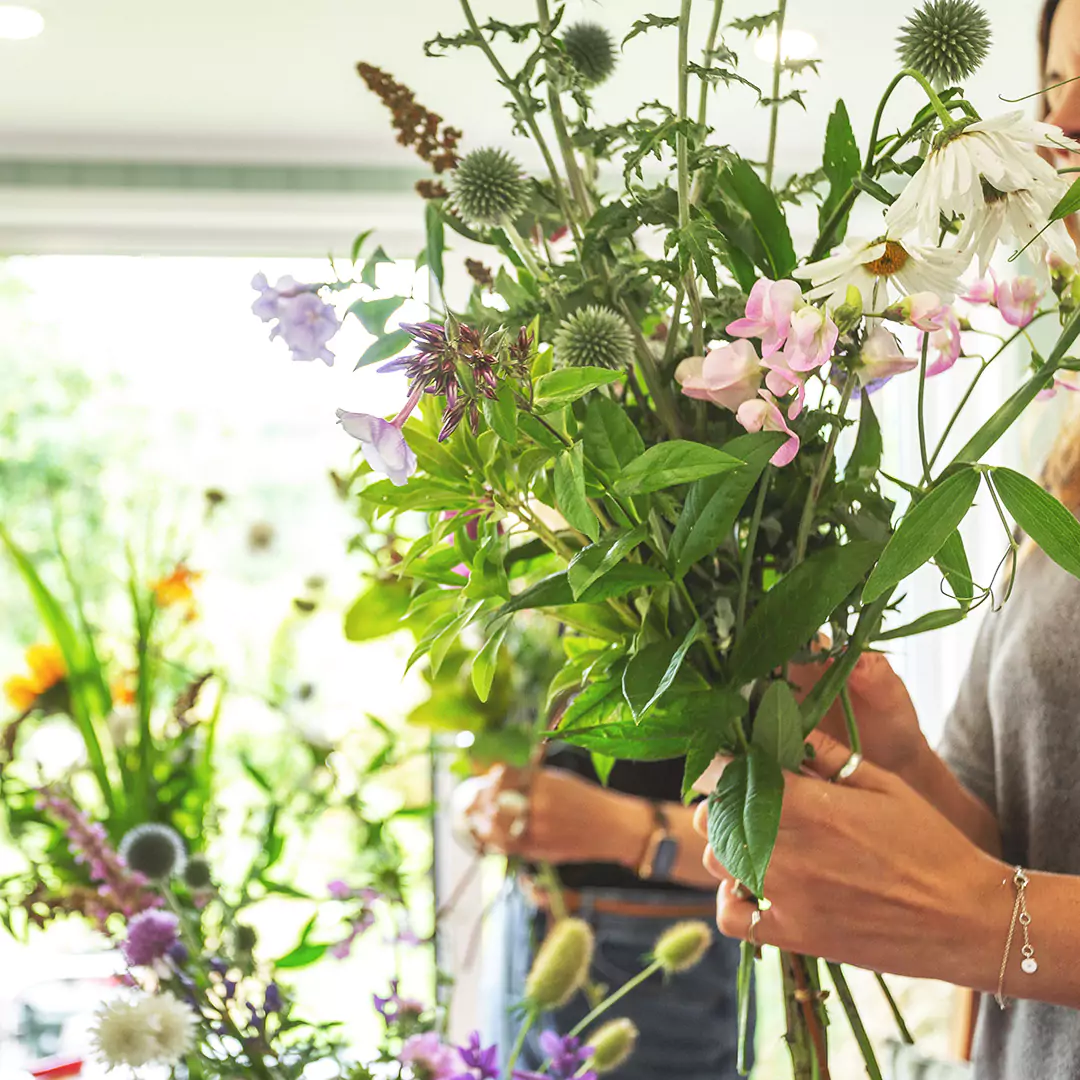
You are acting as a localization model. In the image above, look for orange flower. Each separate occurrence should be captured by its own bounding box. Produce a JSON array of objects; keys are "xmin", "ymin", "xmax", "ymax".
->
[
  {"xmin": 110, "ymin": 676, "xmax": 136, "ymax": 708},
  {"xmin": 152, "ymin": 563, "xmax": 202, "ymax": 615},
  {"xmin": 3, "ymin": 643, "xmax": 66, "ymax": 711}
]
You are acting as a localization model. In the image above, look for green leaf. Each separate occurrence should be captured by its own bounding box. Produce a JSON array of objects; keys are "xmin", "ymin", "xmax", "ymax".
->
[
  {"xmin": 1050, "ymin": 174, "xmax": 1080, "ymax": 223},
  {"xmin": 614, "ymin": 441, "xmax": 743, "ymax": 495},
  {"xmin": 556, "ymin": 677, "xmax": 624, "ymax": 732},
  {"xmin": 751, "ymin": 681, "xmax": 805, "ymax": 771},
  {"xmin": 346, "ymin": 295, "xmax": 405, "ymax": 337},
  {"xmin": 582, "ymin": 396, "xmax": 645, "ymax": 478},
  {"xmin": 707, "ymin": 747, "xmax": 784, "ymax": 897},
  {"xmin": 669, "ymin": 433, "xmax": 783, "ymax": 578},
  {"xmin": 533, "ymin": 367, "xmax": 623, "ymax": 411},
  {"xmin": 622, "ymin": 13, "xmax": 679, "ymax": 45},
  {"xmin": 591, "ymin": 752, "xmax": 616, "ymax": 786},
  {"xmin": 360, "ymin": 244, "xmax": 393, "ymax": 288},
  {"xmin": 494, "ymin": 564, "xmax": 668, "ymax": 619},
  {"xmin": 875, "ymin": 608, "xmax": 967, "ymax": 641},
  {"xmin": 863, "ymin": 469, "xmax": 981, "ymax": 602},
  {"xmin": 992, "ymin": 467, "xmax": 1080, "ymax": 580},
  {"xmin": 355, "ymin": 329, "xmax": 412, "ymax": 371},
  {"xmin": 554, "ymin": 442, "xmax": 600, "ymax": 543},
  {"xmin": 275, "ymin": 942, "xmax": 330, "ymax": 970},
  {"xmin": 819, "ymin": 99, "xmax": 860, "ymax": 244},
  {"xmin": 722, "ymin": 156, "xmax": 796, "ymax": 278},
  {"xmin": 567, "ymin": 525, "xmax": 648, "ymax": 600},
  {"xmin": 472, "ymin": 621, "xmax": 509, "ymax": 702},
  {"xmin": 343, "ymin": 580, "xmax": 412, "ymax": 642},
  {"xmin": 846, "ymin": 391, "xmax": 882, "ymax": 480},
  {"xmin": 731, "ymin": 540, "xmax": 882, "ymax": 683},
  {"xmin": 350, "ymin": 229, "xmax": 374, "ymax": 265},
  {"xmin": 481, "ymin": 383, "xmax": 518, "ymax": 442},
  {"xmin": 935, "ymin": 529, "xmax": 974, "ymax": 603},
  {"xmin": 425, "ymin": 200, "xmax": 446, "ymax": 287},
  {"xmin": 622, "ymin": 620, "xmax": 706, "ymax": 721}
]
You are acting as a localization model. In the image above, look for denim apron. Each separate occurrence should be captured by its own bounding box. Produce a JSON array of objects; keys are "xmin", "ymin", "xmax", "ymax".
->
[{"xmin": 486, "ymin": 882, "xmax": 753, "ymax": 1079}]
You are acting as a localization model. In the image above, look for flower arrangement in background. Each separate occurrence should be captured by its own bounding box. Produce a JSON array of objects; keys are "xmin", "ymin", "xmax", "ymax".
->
[{"xmin": 254, "ymin": 0, "xmax": 1080, "ymax": 1074}]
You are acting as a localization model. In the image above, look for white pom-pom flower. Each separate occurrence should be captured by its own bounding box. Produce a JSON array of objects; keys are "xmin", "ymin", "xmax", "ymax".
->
[{"xmin": 91, "ymin": 993, "xmax": 197, "ymax": 1070}]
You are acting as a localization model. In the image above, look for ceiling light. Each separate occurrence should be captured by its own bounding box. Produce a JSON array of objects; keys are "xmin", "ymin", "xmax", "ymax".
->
[
  {"xmin": 754, "ymin": 28, "xmax": 818, "ymax": 63},
  {"xmin": 0, "ymin": 5, "xmax": 43, "ymax": 39}
]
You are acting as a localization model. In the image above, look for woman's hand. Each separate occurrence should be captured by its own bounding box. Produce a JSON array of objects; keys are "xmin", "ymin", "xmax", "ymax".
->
[
  {"xmin": 453, "ymin": 763, "xmax": 651, "ymax": 867},
  {"xmin": 789, "ymin": 650, "xmax": 929, "ymax": 781},
  {"xmin": 693, "ymin": 732, "xmax": 1004, "ymax": 991}
]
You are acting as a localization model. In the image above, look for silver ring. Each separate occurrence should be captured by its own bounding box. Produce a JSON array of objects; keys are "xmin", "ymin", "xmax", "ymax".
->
[
  {"xmin": 833, "ymin": 751, "xmax": 863, "ymax": 784},
  {"xmin": 748, "ymin": 908, "xmax": 762, "ymax": 949}
]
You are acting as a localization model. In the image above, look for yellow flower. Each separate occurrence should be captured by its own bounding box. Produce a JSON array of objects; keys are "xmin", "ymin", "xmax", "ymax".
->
[
  {"xmin": 151, "ymin": 564, "xmax": 201, "ymax": 617},
  {"xmin": 3, "ymin": 643, "xmax": 66, "ymax": 711},
  {"xmin": 110, "ymin": 676, "xmax": 136, "ymax": 708}
]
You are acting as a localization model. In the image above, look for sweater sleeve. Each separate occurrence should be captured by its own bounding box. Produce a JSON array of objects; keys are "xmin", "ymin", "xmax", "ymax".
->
[{"xmin": 936, "ymin": 609, "xmax": 999, "ymax": 816}]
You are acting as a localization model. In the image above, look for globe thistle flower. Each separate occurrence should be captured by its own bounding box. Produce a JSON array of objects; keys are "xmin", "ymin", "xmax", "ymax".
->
[
  {"xmin": 182, "ymin": 855, "xmax": 213, "ymax": 891},
  {"xmin": 794, "ymin": 234, "xmax": 966, "ymax": 307},
  {"xmin": 523, "ymin": 917, "xmax": 595, "ymax": 1010},
  {"xmin": 119, "ymin": 823, "xmax": 187, "ymax": 880},
  {"xmin": 896, "ymin": 0, "xmax": 991, "ymax": 87},
  {"xmin": 450, "ymin": 147, "xmax": 528, "ymax": 228},
  {"xmin": 652, "ymin": 919, "xmax": 714, "ymax": 974},
  {"xmin": 886, "ymin": 112, "xmax": 1080, "ymax": 261},
  {"xmin": 123, "ymin": 909, "xmax": 180, "ymax": 967},
  {"xmin": 563, "ymin": 22, "xmax": 618, "ymax": 85},
  {"xmin": 585, "ymin": 1018, "xmax": 639, "ymax": 1074},
  {"xmin": 554, "ymin": 305, "xmax": 633, "ymax": 370}
]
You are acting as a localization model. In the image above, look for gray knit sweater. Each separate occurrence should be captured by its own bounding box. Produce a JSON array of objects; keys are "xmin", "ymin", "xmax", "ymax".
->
[{"xmin": 939, "ymin": 543, "xmax": 1080, "ymax": 1079}]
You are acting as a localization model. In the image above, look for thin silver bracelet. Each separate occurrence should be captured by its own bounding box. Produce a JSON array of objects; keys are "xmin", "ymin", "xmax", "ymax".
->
[{"xmin": 996, "ymin": 866, "xmax": 1038, "ymax": 1010}]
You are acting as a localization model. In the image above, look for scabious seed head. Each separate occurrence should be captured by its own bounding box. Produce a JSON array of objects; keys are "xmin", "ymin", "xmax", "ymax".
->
[
  {"xmin": 896, "ymin": 0, "xmax": 991, "ymax": 86},
  {"xmin": 450, "ymin": 147, "xmax": 528, "ymax": 228},
  {"xmin": 119, "ymin": 823, "xmax": 187, "ymax": 880},
  {"xmin": 586, "ymin": 1018, "xmax": 639, "ymax": 1074},
  {"xmin": 523, "ymin": 917, "xmax": 595, "ymax": 1009},
  {"xmin": 652, "ymin": 919, "xmax": 713, "ymax": 974},
  {"xmin": 563, "ymin": 22, "xmax": 618, "ymax": 85},
  {"xmin": 554, "ymin": 305, "xmax": 633, "ymax": 369}
]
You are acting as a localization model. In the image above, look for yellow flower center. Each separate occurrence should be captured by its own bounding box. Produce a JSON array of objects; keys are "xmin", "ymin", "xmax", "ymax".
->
[{"xmin": 865, "ymin": 240, "xmax": 910, "ymax": 278}]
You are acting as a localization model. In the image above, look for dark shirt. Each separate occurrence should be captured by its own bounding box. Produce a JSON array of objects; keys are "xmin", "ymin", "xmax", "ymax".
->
[{"xmin": 544, "ymin": 743, "xmax": 700, "ymax": 891}]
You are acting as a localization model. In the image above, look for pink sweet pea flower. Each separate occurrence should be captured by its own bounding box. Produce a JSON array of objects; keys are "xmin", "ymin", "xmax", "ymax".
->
[
  {"xmin": 782, "ymin": 305, "xmax": 838, "ymax": 372},
  {"xmin": 398, "ymin": 1033, "xmax": 459, "ymax": 1080},
  {"xmin": 962, "ymin": 276, "xmax": 995, "ymax": 304},
  {"xmin": 994, "ymin": 276, "xmax": 1042, "ymax": 328},
  {"xmin": 675, "ymin": 340, "xmax": 763, "ymax": 412},
  {"xmin": 761, "ymin": 355, "xmax": 806, "ymax": 419},
  {"xmin": 921, "ymin": 307, "xmax": 963, "ymax": 377},
  {"xmin": 727, "ymin": 278, "xmax": 803, "ymax": 359},
  {"xmin": 888, "ymin": 291, "xmax": 949, "ymax": 331},
  {"xmin": 736, "ymin": 390, "xmax": 800, "ymax": 466},
  {"xmin": 857, "ymin": 327, "xmax": 920, "ymax": 389}
]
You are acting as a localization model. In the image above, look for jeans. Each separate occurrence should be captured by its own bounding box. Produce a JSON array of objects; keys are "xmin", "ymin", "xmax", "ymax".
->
[{"xmin": 488, "ymin": 883, "xmax": 753, "ymax": 1080}]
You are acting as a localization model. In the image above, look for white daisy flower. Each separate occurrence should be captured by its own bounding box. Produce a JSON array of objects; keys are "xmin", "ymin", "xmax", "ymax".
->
[
  {"xmin": 957, "ymin": 185, "xmax": 1077, "ymax": 278},
  {"xmin": 794, "ymin": 236, "xmax": 965, "ymax": 308},
  {"xmin": 886, "ymin": 111, "xmax": 1080, "ymax": 247}
]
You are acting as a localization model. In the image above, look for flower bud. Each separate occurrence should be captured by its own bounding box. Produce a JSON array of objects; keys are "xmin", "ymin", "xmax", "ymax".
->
[
  {"xmin": 586, "ymin": 1018, "xmax": 639, "ymax": 1073},
  {"xmin": 832, "ymin": 285, "xmax": 863, "ymax": 335},
  {"xmin": 524, "ymin": 917, "xmax": 595, "ymax": 1009},
  {"xmin": 896, "ymin": 0, "xmax": 991, "ymax": 86},
  {"xmin": 652, "ymin": 919, "xmax": 712, "ymax": 974},
  {"xmin": 554, "ymin": 305, "xmax": 633, "ymax": 370},
  {"xmin": 450, "ymin": 147, "xmax": 528, "ymax": 228}
]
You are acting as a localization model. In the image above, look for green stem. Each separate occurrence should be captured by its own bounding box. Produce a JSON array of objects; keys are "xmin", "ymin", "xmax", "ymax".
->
[
  {"xmin": 764, "ymin": 0, "xmax": 789, "ymax": 187},
  {"xmin": 736, "ymin": 941, "xmax": 755, "ymax": 1075},
  {"xmin": 897, "ymin": 67, "xmax": 961, "ymax": 128},
  {"xmin": 504, "ymin": 1010, "xmax": 535, "ymax": 1079},
  {"xmin": 697, "ymin": 0, "xmax": 726, "ymax": 127},
  {"xmin": 616, "ymin": 295, "xmax": 684, "ymax": 438},
  {"xmin": 826, "ymin": 963, "xmax": 883, "ymax": 1080},
  {"xmin": 928, "ymin": 313, "xmax": 1054, "ymax": 471},
  {"xmin": 917, "ymin": 331, "xmax": 931, "ymax": 484},
  {"xmin": 795, "ymin": 375, "xmax": 856, "ymax": 564},
  {"xmin": 736, "ymin": 466, "xmax": 773, "ymax": 635},
  {"xmin": 458, "ymin": 0, "xmax": 581, "ymax": 245},
  {"xmin": 661, "ymin": 284, "xmax": 687, "ymax": 371},
  {"xmin": 677, "ymin": 0, "xmax": 705, "ymax": 356},
  {"xmin": 838, "ymin": 686, "xmax": 861, "ymax": 755},
  {"xmin": 568, "ymin": 959, "xmax": 662, "ymax": 1037},
  {"xmin": 536, "ymin": 0, "xmax": 593, "ymax": 219},
  {"xmin": 874, "ymin": 972, "xmax": 915, "ymax": 1045}
]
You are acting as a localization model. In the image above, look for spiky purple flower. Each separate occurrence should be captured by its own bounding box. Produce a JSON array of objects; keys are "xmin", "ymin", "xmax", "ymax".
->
[{"xmin": 123, "ymin": 909, "xmax": 180, "ymax": 967}]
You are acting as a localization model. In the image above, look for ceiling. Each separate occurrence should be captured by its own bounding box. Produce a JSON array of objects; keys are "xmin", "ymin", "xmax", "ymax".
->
[{"xmin": 0, "ymin": 1, "xmax": 1042, "ymax": 166}]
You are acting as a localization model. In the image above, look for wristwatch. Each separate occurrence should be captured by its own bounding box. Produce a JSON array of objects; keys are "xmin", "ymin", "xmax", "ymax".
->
[{"xmin": 636, "ymin": 802, "xmax": 678, "ymax": 882}]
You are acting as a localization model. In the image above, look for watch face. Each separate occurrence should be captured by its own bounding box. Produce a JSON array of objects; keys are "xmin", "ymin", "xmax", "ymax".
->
[{"xmin": 651, "ymin": 836, "xmax": 679, "ymax": 881}]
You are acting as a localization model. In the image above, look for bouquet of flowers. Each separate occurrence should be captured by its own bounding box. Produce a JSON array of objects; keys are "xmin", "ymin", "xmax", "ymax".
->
[{"xmin": 255, "ymin": 0, "xmax": 1080, "ymax": 1073}]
